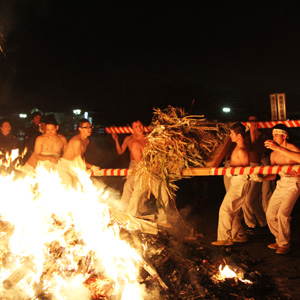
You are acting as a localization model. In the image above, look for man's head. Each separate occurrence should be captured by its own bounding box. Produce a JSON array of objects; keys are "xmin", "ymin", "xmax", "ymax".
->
[
  {"xmin": 31, "ymin": 112, "xmax": 42, "ymax": 126},
  {"xmin": 0, "ymin": 119, "xmax": 12, "ymax": 136},
  {"xmin": 230, "ymin": 122, "xmax": 246, "ymax": 142},
  {"xmin": 272, "ymin": 124, "xmax": 289, "ymax": 145},
  {"xmin": 248, "ymin": 115, "xmax": 258, "ymax": 122},
  {"xmin": 45, "ymin": 117, "xmax": 59, "ymax": 137},
  {"xmin": 77, "ymin": 118, "xmax": 92, "ymax": 137},
  {"xmin": 131, "ymin": 120, "xmax": 144, "ymax": 136}
]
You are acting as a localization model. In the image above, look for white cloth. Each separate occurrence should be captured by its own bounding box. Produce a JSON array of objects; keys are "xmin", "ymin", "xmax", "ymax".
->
[
  {"xmin": 56, "ymin": 158, "xmax": 83, "ymax": 188},
  {"xmin": 242, "ymin": 162, "xmax": 267, "ymax": 228},
  {"xmin": 20, "ymin": 162, "xmax": 36, "ymax": 176},
  {"xmin": 261, "ymin": 155, "xmax": 275, "ymax": 213},
  {"xmin": 127, "ymin": 176, "xmax": 178, "ymax": 225},
  {"xmin": 217, "ymin": 175, "xmax": 250, "ymax": 240},
  {"xmin": 266, "ymin": 176, "xmax": 300, "ymax": 248},
  {"xmin": 120, "ymin": 161, "xmax": 138, "ymax": 210}
]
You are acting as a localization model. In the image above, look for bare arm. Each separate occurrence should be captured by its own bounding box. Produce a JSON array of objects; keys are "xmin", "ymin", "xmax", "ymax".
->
[
  {"xmin": 112, "ymin": 133, "xmax": 130, "ymax": 155},
  {"xmin": 34, "ymin": 137, "xmax": 58, "ymax": 163},
  {"xmin": 250, "ymin": 123, "xmax": 258, "ymax": 144},
  {"xmin": 265, "ymin": 140, "xmax": 300, "ymax": 163}
]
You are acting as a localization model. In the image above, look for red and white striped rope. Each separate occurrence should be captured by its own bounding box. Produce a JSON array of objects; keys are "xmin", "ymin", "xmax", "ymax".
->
[
  {"xmin": 210, "ymin": 164, "xmax": 300, "ymax": 176},
  {"xmin": 105, "ymin": 120, "xmax": 300, "ymax": 134},
  {"xmin": 242, "ymin": 120, "xmax": 300, "ymax": 128},
  {"xmin": 97, "ymin": 165, "xmax": 300, "ymax": 176},
  {"xmin": 105, "ymin": 126, "xmax": 151, "ymax": 134}
]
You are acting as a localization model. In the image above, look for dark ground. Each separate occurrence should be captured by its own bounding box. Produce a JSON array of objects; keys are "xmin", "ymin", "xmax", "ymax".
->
[
  {"xmin": 175, "ymin": 176, "xmax": 300, "ymax": 300},
  {"xmin": 89, "ymin": 134, "xmax": 300, "ymax": 300}
]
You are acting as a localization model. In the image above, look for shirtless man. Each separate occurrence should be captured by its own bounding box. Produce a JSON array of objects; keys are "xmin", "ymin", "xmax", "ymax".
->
[
  {"xmin": 255, "ymin": 124, "xmax": 300, "ymax": 254},
  {"xmin": 57, "ymin": 118, "xmax": 101, "ymax": 187},
  {"xmin": 26, "ymin": 118, "xmax": 67, "ymax": 170},
  {"xmin": 112, "ymin": 120, "xmax": 148, "ymax": 209},
  {"xmin": 265, "ymin": 138, "xmax": 300, "ymax": 163},
  {"xmin": 212, "ymin": 122, "xmax": 250, "ymax": 246}
]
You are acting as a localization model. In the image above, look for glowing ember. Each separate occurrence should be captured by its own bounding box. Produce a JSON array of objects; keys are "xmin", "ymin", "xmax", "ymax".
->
[
  {"xmin": 0, "ymin": 160, "xmax": 155, "ymax": 299},
  {"xmin": 213, "ymin": 264, "xmax": 252, "ymax": 284}
]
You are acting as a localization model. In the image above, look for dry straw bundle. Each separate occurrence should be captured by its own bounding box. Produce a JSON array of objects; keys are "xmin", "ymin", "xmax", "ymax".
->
[{"xmin": 135, "ymin": 106, "xmax": 230, "ymax": 207}]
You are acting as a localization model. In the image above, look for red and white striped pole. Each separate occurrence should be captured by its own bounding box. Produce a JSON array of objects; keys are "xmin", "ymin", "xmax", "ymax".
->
[
  {"xmin": 242, "ymin": 120, "xmax": 300, "ymax": 128},
  {"xmin": 105, "ymin": 126, "xmax": 151, "ymax": 134},
  {"xmin": 96, "ymin": 165, "xmax": 300, "ymax": 177},
  {"xmin": 104, "ymin": 120, "xmax": 300, "ymax": 134}
]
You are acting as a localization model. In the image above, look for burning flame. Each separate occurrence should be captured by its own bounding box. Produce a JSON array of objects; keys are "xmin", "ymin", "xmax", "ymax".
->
[
  {"xmin": 0, "ymin": 156, "xmax": 151, "ymax": 299},
  {"xmin": 213, "ymin": 264, "xmax": 252, "ymax": 284}
]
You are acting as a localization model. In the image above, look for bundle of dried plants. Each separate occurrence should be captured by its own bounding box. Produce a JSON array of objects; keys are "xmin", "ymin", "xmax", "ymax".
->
[{"xmin": 135, "ymin": 106, "xmax": 230, "ymax": 206}]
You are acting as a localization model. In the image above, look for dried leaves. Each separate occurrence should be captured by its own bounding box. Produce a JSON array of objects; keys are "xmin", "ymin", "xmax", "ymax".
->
[{"xmin": 135, "ymin": 106, "xmax": 230, "ymax": 202}]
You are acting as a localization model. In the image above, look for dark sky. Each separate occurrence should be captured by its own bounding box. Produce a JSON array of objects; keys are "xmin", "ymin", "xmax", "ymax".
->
[{"xmin": 1, "ymin": 1, "xmax": 300, "ymax": 124}]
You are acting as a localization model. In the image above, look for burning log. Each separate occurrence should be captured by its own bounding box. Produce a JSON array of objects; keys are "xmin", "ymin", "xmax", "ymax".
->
[
  {"xmin": 2, "ymin": 256, "xmax": 36, "ymax": 290},
  {"xmin": 138, "ymin": 257, "xmax": 168, "ymax": 291}
]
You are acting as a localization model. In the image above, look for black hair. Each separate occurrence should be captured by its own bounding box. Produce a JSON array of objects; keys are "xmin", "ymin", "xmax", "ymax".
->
[
  {"xmin": 77, "ymin": 118, "xmax": 90, "ymax": 129},
  {"xmin": 45, "ymin": 116, "xmax": 58, "ymax": 126},
  {"xmin": 31, "ymin": 111, "xmax": 42, "ymax": 120},
  {"xmin": 231, "ymin": 122, "xmax": 246, "ymax": 138},
  {"xmin": 0, "ymin": 118, "xmax": 11, "ymax": 127},
  {"xmin": 273, "ymin": 123, "xmax": 290, "ymax": 138}
]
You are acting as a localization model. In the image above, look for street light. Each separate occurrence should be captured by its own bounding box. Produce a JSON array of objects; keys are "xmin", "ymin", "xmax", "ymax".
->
[
  {"xmin": 73, "ymin": 109, "xmax": 81, "ymax": 115},
  {"xmin": 223, "ymin": 107, "xmax": 231, "ymax": 113}
]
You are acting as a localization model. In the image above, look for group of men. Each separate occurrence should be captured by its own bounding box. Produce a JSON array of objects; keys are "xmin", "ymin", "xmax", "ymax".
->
[
  {"xmin": 212, "ymin": 120, "xmax": 300, "ymax": 255},
  {"xmin": 3, "ymin": 112, "xmax": 300, "ymax": 245},
  {"xmin": 20, "ymin": 113, "xmax": 101, "ymax": 187}
]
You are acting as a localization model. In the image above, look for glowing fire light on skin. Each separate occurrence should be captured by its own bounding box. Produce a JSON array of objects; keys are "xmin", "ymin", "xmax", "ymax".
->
[
  {"xmin": 0, "ymin": 161, "xmax": 149, "ymax": 299},
  {"xmin": 213, "ymin": 265, "xmax": 252, "ymax": 284}
]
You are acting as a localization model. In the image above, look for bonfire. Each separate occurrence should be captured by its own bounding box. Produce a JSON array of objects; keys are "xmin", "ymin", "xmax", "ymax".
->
[{"xmin": 0, "ymin": 109, "xmax": 286, "ymax": 299}]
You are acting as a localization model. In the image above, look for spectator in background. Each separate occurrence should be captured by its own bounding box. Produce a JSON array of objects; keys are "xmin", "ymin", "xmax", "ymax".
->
[
  {"xmin": 0, "ymin": 118, "xmax": 19, "ymax": 155},
  {"xmin": 23, "ymin": 111, "xmax": 43, "ymax": 164}
]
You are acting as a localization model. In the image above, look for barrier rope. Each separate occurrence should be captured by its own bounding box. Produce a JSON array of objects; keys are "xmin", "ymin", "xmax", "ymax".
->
[
  {"xmin": 105, "ymin": 126, "xmax": 151, "ymax": 134},
  {"xmin": 104, "ymin": 120, "xmax": 300, "ymax": 134},
  {"xmin": 97, "ymin": 165, "xmax": 300, "ymax": 177},
  {"xmin": 242, "ymin": 120, "xmax": 300, "ymax": 128}
]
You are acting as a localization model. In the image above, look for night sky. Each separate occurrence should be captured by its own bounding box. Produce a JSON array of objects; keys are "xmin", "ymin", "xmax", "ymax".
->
[{"xmin": 1, "ymin": 1, "xmax": 300, "ymax": 125}]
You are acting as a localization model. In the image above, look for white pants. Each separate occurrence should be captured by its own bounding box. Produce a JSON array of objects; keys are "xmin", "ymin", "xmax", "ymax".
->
[
  {"xmin": 120, "ymin": 161, "xmax": 138, "ymax": 210},
  {"xmin": 266, "ymin": 176, "xmax": 300, "ymax": 248},
  {"xmin": 242, "ymin": 163, "xmax": 266, "ymax": 228},
  {"xmin": 261, "ymin": 155, "xmax": 276, "ymax": 213},
  {"xmin": 127, "ymin": 176, "xmax": 177, "ymax": 224},
  {"xmin": 217, "ymin": 175, "xmax": 250, "ymax": 240},
  {"xmin": 56, "ymin": 158, "xmax": 81, "ymax": 188}
]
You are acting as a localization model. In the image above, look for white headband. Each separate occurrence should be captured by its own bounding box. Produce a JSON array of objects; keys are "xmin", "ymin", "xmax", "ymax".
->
[{"xmin": 272, "ymin": 128, "xmax": 288, "ymax": 136}]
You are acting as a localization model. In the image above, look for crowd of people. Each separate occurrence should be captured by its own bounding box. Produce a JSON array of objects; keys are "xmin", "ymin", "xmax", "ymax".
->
[
  {"xmin": 0, "ymin": 112, "xmax": 101, "ymax": 186},
  {"xmin": 1, "ymin": 112, "xmax": 300, "ymax": 252}
]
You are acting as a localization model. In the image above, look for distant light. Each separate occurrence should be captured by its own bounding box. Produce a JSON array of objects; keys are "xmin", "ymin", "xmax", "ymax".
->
[
  {"xmin": 19, "ymin": 114, "xmax": 27, "ymax": 118},
  {"xmin": 84, "ymin": 112, "xmax": 88, "ymax": 119},
  {"xmin": 223, "ymin": 107, "xmax": 231, "ymax": 113},
  {"xmin": 73, "ymin": 109, "xmax": 81, "ymax": 115}
]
